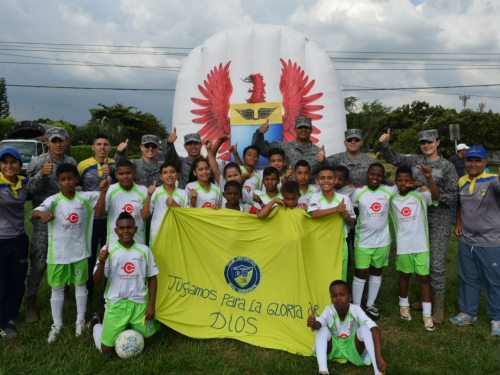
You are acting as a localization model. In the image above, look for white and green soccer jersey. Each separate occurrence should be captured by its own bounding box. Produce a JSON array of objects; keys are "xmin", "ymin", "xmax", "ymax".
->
[
  {"xmin": 307, "ymin": 192, "xmax": 355, "ymax": 238},
  {"xmin": 241, "ymin": 166, "xmax": 262, "ymax": 191},
  {"xmin": 298, "ymin": 184, "xmax": 320, "ymax": 205},
  {"xmin": 317, "ymin": 304, "xmax": 377, "ymax": 338},
  {"xmin": 94, "ymin": 241, "xmax": 159, "ymax": 306},
  {"xmin": 390, "ymin": 190, "xmax": 437, "ymax": 255},
  {"xmin": 253, "ymin": 189, "xmax": 282, "ymax": 210},
  {"xmin": 185, "ymin": 181, "xmax": 221, "ymax": 208},
  {"xmin": 218, "ymin": 175, "xmax": 254, "ymax": 205},
  {"xmin": 149, "ymin": 186, "xmax": 189, "ymax": 247},
  {"xmin": 105, "ymin": 183, "xmax": 148, "ymax": 245},
  {"xmin": 351, "ymin": 185, "xmax": 398, "ymax": 248},
  {"xmin": 34, "ymin": 191, "xmax": 100, "ymax": 264}
]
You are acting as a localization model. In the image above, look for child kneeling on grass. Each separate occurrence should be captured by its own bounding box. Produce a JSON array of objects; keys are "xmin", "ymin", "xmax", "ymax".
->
[
  {"xmin": 89, "ymin": 212, "xmax": 159, "ymax": 354},
  {"xmin": 308, "ymin": 280, "xmax": 387, "ymax": 375}
]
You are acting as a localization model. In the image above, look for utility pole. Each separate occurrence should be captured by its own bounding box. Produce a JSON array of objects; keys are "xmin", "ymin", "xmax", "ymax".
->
[
  {"xmin": 478, "ymin": 103, "xmax": 486, "ymax": 113},
  {"xmin": 459, "ymin": 94, "xmax": 470, "ymax": 109}
]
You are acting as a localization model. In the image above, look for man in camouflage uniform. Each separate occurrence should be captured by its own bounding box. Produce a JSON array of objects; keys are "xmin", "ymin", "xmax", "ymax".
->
[
  {"xmin": 318, "ymin": 129, "xmax": 375, "ymax": 185},
  {"xmin": 164, "ymin": 130, "xmax": 203, "ymax": 189},
  {"xmin": 25, "ymin": 127, "xmax": 77, "ymax": 322},
  {"xmin": 252, "ymin": 117, "xmax": 323, "ymax": 183}
]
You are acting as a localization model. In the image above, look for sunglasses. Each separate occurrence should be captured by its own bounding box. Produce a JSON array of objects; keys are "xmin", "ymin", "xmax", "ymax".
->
[
  {"xmin": 143, "ymin": 143, "xmax": 158, "ymax": 149},
  {"xmin": 419, "ymin": 140, "xmax": 435, "ymax": 145},
  {"xmin": 346, "ymin": 138, "xmax": 361, "ymax": 143}
]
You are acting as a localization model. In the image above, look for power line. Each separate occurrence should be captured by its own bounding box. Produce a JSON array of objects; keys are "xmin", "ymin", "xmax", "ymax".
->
[
  {"xmin": 0, "ymin": 41, "xmax": 192, "ymax": 50},
  {"xmin": 6, "ymin": 84, "xmax": 174, "ymax": 91},
  {"xmin": 0, "ymin": 61, "xmax": 180, "ymax": 71},
  {"xmin": 342, "ymin": 83, "xmax": 500, "ymax": 91}
]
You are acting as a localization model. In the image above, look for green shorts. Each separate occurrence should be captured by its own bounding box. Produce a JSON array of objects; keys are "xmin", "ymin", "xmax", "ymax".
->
[
  {"xmin": 397, "ymin": 252, "xmax": 430, "ymax": 275},
  {"xmin": 313, "ymin": 333, "xmax": 370, "ymax": 367},
  {"xmin": 47, "ymin": 258, "xmax": 87, "ymax": 287},
  {"xmin": 101, "ymin": 299, "xmax": 156, "ymax": 347},
  {"xmin": 354, "ymin": 245, "xmax": 390, "ymax": 269}
]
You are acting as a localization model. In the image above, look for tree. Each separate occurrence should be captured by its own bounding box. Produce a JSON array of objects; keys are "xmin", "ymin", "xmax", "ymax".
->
[
  {"xmin": 0, "ymin": 117, "xmax": 16, "ymax": 142},
  {"xmin": 0, "ymin": 77, "xmax": 10, "ymax": 118}
]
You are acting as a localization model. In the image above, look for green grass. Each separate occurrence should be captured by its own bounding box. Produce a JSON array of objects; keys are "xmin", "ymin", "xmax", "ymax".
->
[{"xmin": 2, "ymin": 204, "xmax": 500, "ymax": 374}]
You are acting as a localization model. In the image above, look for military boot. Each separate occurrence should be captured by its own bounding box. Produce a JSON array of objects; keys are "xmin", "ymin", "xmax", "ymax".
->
[
  {"xmin": 432, "ymin": 294, "xmax": 445, "ymax": 324},
  {"xmin": 25, "ymin": 295, "xmax": 39, "ymax": 323}
]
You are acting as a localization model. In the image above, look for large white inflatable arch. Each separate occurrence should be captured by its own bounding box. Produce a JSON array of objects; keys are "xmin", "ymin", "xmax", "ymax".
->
[{"xmin": 172, "ymin": 24, "xmax": 346, "ymax": 163}]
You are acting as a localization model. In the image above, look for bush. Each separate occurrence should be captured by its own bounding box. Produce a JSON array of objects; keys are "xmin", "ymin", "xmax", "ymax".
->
[{"xmin": 71, "ymin": 146, "xmax": 118, "ymax": 163}]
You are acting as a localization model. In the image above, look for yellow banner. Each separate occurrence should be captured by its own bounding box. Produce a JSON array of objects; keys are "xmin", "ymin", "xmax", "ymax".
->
[
  {"xmin": 230, "ymin": 102, "xmax": 282, "ymax": 125},
  {"xmin": 154, "ymin": 207, "xmax": 344, "ymax": 356}
]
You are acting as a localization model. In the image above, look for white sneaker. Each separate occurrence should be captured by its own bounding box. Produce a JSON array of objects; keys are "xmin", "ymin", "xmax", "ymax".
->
[
  {"xmin": 400, "ymin": 306, "xmax": 412, "ymax": 321},
  {"xmin": 47, "ymin": 324, "xmax": 61, "ymax": 343},
  {"xmin": 423, "ymin": 316, "xmax": 435, "ymax": 331},
  {"xmin": 75, "ymin": 319, "xmax": 85, "ymax": 337}
]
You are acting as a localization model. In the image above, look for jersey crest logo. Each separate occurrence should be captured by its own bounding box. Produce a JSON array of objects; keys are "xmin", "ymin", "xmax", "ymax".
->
[
  {"xmin": 122, "ymin": 262, "xmax": 136, "ymax": 274},
  {"xmin": 401, "ymin": 207, "xmax": 412, "ymax": 217},
  {"xmin": 224, "ymin": 256, "xmax": 261, "ymax": 294},
  {"xmin": 370, "ymin": 202, "xmax": 382, "ymax": 212},
  {"xmin": 66, "ymin": 213, "xmax": 79, "ymax": 224},
  {"xmin": 202, "ymin": 202, "xmax": 212, "ymax": 208},
  {"xmin": 122, "ymin": 204, "xmax": 134, "ymax": 214}
]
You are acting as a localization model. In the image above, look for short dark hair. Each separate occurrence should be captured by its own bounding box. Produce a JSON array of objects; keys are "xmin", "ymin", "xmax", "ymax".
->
[
  {"xmin": 116, "ymin": 158, "xmax": 135, "ymax": 171},
  {"xmin": 93, "ymin": 133, "xmax": 110, "ymax": 142},
  {"xmin": 160, "ymin": 161, "xmax": 179, "ymax": 173},
  {"xmin": 282, "ymin": 180, "xmax": 300, "ymax": 195},
  {"xmin": 318, "ymin": 166, "xmax": 335, "ymax": 175},
  {"xmin": 395, "ymin": 165, "xmax": 412, "ymax": 178},
  {"xmin": 329, "ymin": 279, "xmax": 350, "ymax": 293},
  {"xmin": 116, "ymin": 211, "xmax": 135, "ymax": 225},
  {"xmin": 223, "ymin": 162, "xmax": 241, "ymax": 178},
  {"xmin": 243, "ymin": 145, "xmax": 259, "ymax": 157},
  {"xmin": 367, "ymin": 162, "xmax": 385, "ymax": 174},
  {"xmin": 263, "ymin": 166, "xmax": 279, "ymax": 179},
  {"xmin": 334, "ymin": 165, "xmax": 349, "ymax": 180},
  {"xmin": 268, "ymin": 148, "xmax": 285, "ymax": 160},
  {"xmin": 56, "ymin": 163, "xmax": 80, "ymax": 179},
  {"xmin": 294, "ymin": 160, "xmax": 310, "ymax": 171},
  {"xmin": 224, "ymin": 180, "xmax": 242, "ymax": 193}
]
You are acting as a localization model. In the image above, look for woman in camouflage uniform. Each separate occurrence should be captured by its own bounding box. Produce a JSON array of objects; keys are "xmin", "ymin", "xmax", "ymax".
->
[{"xmin": 379, "ymin": 129, "xmax": 458, "ymax": 323}]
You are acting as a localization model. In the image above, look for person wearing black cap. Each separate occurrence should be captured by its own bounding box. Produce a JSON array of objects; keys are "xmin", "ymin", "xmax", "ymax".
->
[
  {"xmin": 379, "ymin": 128, "xmax": 458, "ymax": 323},
  {"xmin": 0, "ymin": 148, "xmax": 29, "ymax": 339},
  {"xmin": 25, "ymin": 127, "xmax": 77, "ymax": 323}
]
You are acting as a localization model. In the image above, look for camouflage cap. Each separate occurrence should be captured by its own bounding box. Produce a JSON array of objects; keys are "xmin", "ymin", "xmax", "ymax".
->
[
  {"xmin": 344, "ymin": 129, "xmax": 362, "ymax": 140},
  {"xmin": 184, "ymin": 133, "xmax": 201, "ymax": 144},
  {"xmin": 295, "ymin": 117, "xmax": 312, "ymax": 128},
  {"xmin": 46, "ymin": 127, "xmax": 69, "ymax": 141},
  {"xmin": 418, "ymin": 129, "xmax": 439, "ymax": 142},
  {"xmin": 141, "ymin": 134, "xmax": 160, "ymax": 145}
]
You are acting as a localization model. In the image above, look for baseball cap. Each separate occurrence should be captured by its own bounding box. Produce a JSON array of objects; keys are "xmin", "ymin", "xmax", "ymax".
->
[
  {"xmin": 456, "ymin": 143, "xmax": 469, "ymax": 151},
  {"xmin": 295, "ymin": 117, "xmax": 312, "ymax": 128},
  {"xmin": 0, "ymin": 147, "xmax": 23, "ymax": 166},
  {"xmin": 184, "ymin": 133, "xmax": 201, "ymax": 144},
  {"xmin": 418, "ymin": 129, "xmax": 438, "ymax": 142},
  {"xmin": 344, "ymin": 129, "xmax": 362, "ymax": 140},
  {"xmin": 464, "ymin": 145, "xmax": 487, "ymax": 159},
  {"xmin": 141, "ymin": 135, "xmax": 160, "ymax": 146},
  {"xmin": 46, "ymin": 127, "xmax": 69, "ymax": 141}
]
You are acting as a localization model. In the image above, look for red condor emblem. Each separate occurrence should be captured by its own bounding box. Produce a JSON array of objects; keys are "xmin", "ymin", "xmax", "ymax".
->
[
  {"xmin": 401, "ymin": 207, "xmax": 412, "ymax": 217},
  {"xmin": 122, "ymin": 204, "xmax": 134, "ymax": 214},
  {"xmin": 122, "ymin": 262, "xmax": 135, "ymax": 274},
  {"xmin": 202, "ymin": 202, "xmax": 212, "ymax": 208},
  {"xmin": 370, "ymin": 202, "xmax": 382, "ymax": 212},
  {"xmin": 66, "ymin": 213, "xmax": 79, "ymax": 224}
]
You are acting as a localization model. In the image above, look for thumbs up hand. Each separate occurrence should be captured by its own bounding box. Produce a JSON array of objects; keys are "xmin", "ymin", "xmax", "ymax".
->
[
  {"xmin": 99, "ymin": 176, "xmax": 111, "ymax": 191},
  {"xmin": 317, "ymin": 145, "xmax": 325, "ymax": 162},
  {"xmin": 101, "ymin": 158, "xmax": 110, "ymax": 176},
  {"xmin": 228, "ymin": 143, "xmax": 238, "ymax": 154},
  {"xmin": 379, "ymin": 128, "xmax": 391, "ymax": 148},
  {"xmin": 40, "ymin": 157, "xmax": 53, "ymax": 178},
  {"xmin": 307, "ymin": 307, "xmax": 317, "ymax": 328},
  {"xmin": 338, "ymin": 197, "xmax": 349, "ymax": 218},
  {"xmin": 257, "ymin": 118, "xmax": 270, "ymax": 134},
  {"xmin": 117, "ymin": 139, "xmax": 129, "ymax": 152},
  {"xmin": 148, "ymin": 180, "xmax": 157, "ymax": 196},
  {"xmin": 99, "ymin": 244, "xmax": 110, "ymax": 265},
  {"xmin": 167, "ymin": 128, "xmax": 177, "ymax": 144},
  {"xmin": 285, "ymin": 165, "xmax": 293, "ymax": 179}
]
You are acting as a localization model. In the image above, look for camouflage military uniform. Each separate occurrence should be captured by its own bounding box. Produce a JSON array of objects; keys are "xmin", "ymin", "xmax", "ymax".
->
[
  {"xmin": 324, "ymin": 153, "xmax": 375, "ymax": 185},
  {"xmin": 26, "ymin": 152, "xmax": 77, "ymax": 297},
  {"xmin": 114, "ymin": 151, "xmax": 163, "ymax": 187},
  {"xmin": 252, "ymin": 132, "xmax": 322, "ymax": 183},
  {"xmin": 381, "ymin": 144, "xmax": 459, "ymax": 297}
]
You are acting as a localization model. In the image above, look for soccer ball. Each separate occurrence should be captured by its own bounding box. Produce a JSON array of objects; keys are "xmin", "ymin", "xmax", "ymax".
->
[{"xmin": 115, "ymin": 330, "xmax": 144, "ymax": 359}]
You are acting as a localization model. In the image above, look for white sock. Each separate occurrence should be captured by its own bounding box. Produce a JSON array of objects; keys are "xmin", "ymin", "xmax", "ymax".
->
[
  {"xmin": 399, "ymin": 296, "xmax": 410, "ymax": 307},
  {"xmin": 74, "ymin": 284, "xmax": 87, "ymax": 322},
  {"xmin": 422, "ymin": 302, "xmax": 432, "ymax": 317},
  {"xmin": 352, "ymin": 277, "xmax": 366, "ymax": 306},
  {"xmin": 315, "ymin": 325, "xmax": 332, "ymax": 373},
  {"xmin": 93, "ymin": 323, "xmax": 103, "ymax": 352},
  {"xmin": 366, "ymin": 275, "xmax": 382, "ymax": 307},
  {"xmin": 357, "ymin": 325, "xmax": 379, "ymax": 375},
  {"xmin": 50, "ymin": 286, "xmax": 65, "ymax": 328}
]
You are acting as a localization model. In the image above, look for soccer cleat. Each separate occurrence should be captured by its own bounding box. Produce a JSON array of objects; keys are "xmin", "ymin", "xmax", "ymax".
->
[
  {"xmin": 449, "ymin": 312, "xmax": 477, "ymax": 325},
  {"xmin": 47, "ymin": 324, "xmax": 61, "ymax": 343},
  {"xmin": 86, "ymin": 312, "xmax": 102, "ymax": 330},
  {"xmin": 491, "ymin": 321, "xmax": 500, "ymax": 336},
  {"xmin": 365, "ymin": 305, "xmax": 380, "ymax": 320},
  {"xmin": 423, "ymin": 316, "xmax": 435, "ymax": 331},
  {"xmin": 0, "ymin": 327, "xmax": 17, "ymax": 339},
  {"xmin": 400, "ymin": 306, "xmax": 412, "ymax": 321},
  {"xmin": 75, "ymin": 319, "xmax": 86, "ymax": 337}
]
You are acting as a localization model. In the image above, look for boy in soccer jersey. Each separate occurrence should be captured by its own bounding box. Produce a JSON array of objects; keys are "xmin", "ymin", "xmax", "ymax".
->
[
  {"xmin": 240, "ymin": 145, "xmax": 262, "ymax": 192},
  {"xmin": 223, "ymin": 181, "xmax": 259, "ymax": 214},
  {"xmin": 351, "ymin": 163, "xmax": 398, "ymax": 320},
  {"xmin": 90, "ymin": 212, "xmax": 159, "ymax": 354},
  {"xmin": 308, "ymin": 167, "xmax": 356, "ymax": 281},
  {"xmin": 31, "ymin": 164, "xmax": 110, "ymax": 342},
  {"xmin": 96, "ymin": 159, "xmax": 148, "ymax": 245},
  {"xmin": 257, "ymin": 181, "xmax": 306, "ymax": 219},
  {"xmin": 390, "ymin": 165, "xmax": 439, "ymax": 331},
  {"xmin": 253, "ymin": 167, "xmax": 282, "ymax": 209},
  {"xmin": 308, "ymin": 280, "xmax": 387, "ymax": 375},
  {"xmin": 334, "ymin": 166, "xmax": 355, "ymax": 199},
  {"xmin": 140, "ymin": 161, "xmax": 190, "ymax": 248},
  {"xmin": 294, "ymin": 160, "xmax": 320, "ymax": 206}
]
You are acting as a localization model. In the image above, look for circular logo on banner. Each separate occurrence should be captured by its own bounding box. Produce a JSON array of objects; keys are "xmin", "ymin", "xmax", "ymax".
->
[
  {"xmin": 122, "ymin": 262, "xmax": 136, "ymax": 274},
  {"xmin": 202, "ymin": 202, "xmax": 212, "ymax": 208},
  {"xmin": 370, "ymin": 202, "xmax": 382, "ymax": 212},
  {"xmin": 224, "ymin": 256, "xmax": 261, "ymax": 294},
  {"xmin": 122, "ymin": 204, "xmax": 134, "ymax": 214},
  {"xmin": 401, "ymin": 207, "xmax": 412, "ymax": 217},
  {"xmin": 66, "ymin": 213, "xmax": 79, "ymax": 224}
]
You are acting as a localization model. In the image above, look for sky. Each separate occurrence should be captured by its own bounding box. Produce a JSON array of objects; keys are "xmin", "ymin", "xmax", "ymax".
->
[{"xmin": 1, "ymin": 0, "xmax": 500, "ymax": 131}]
